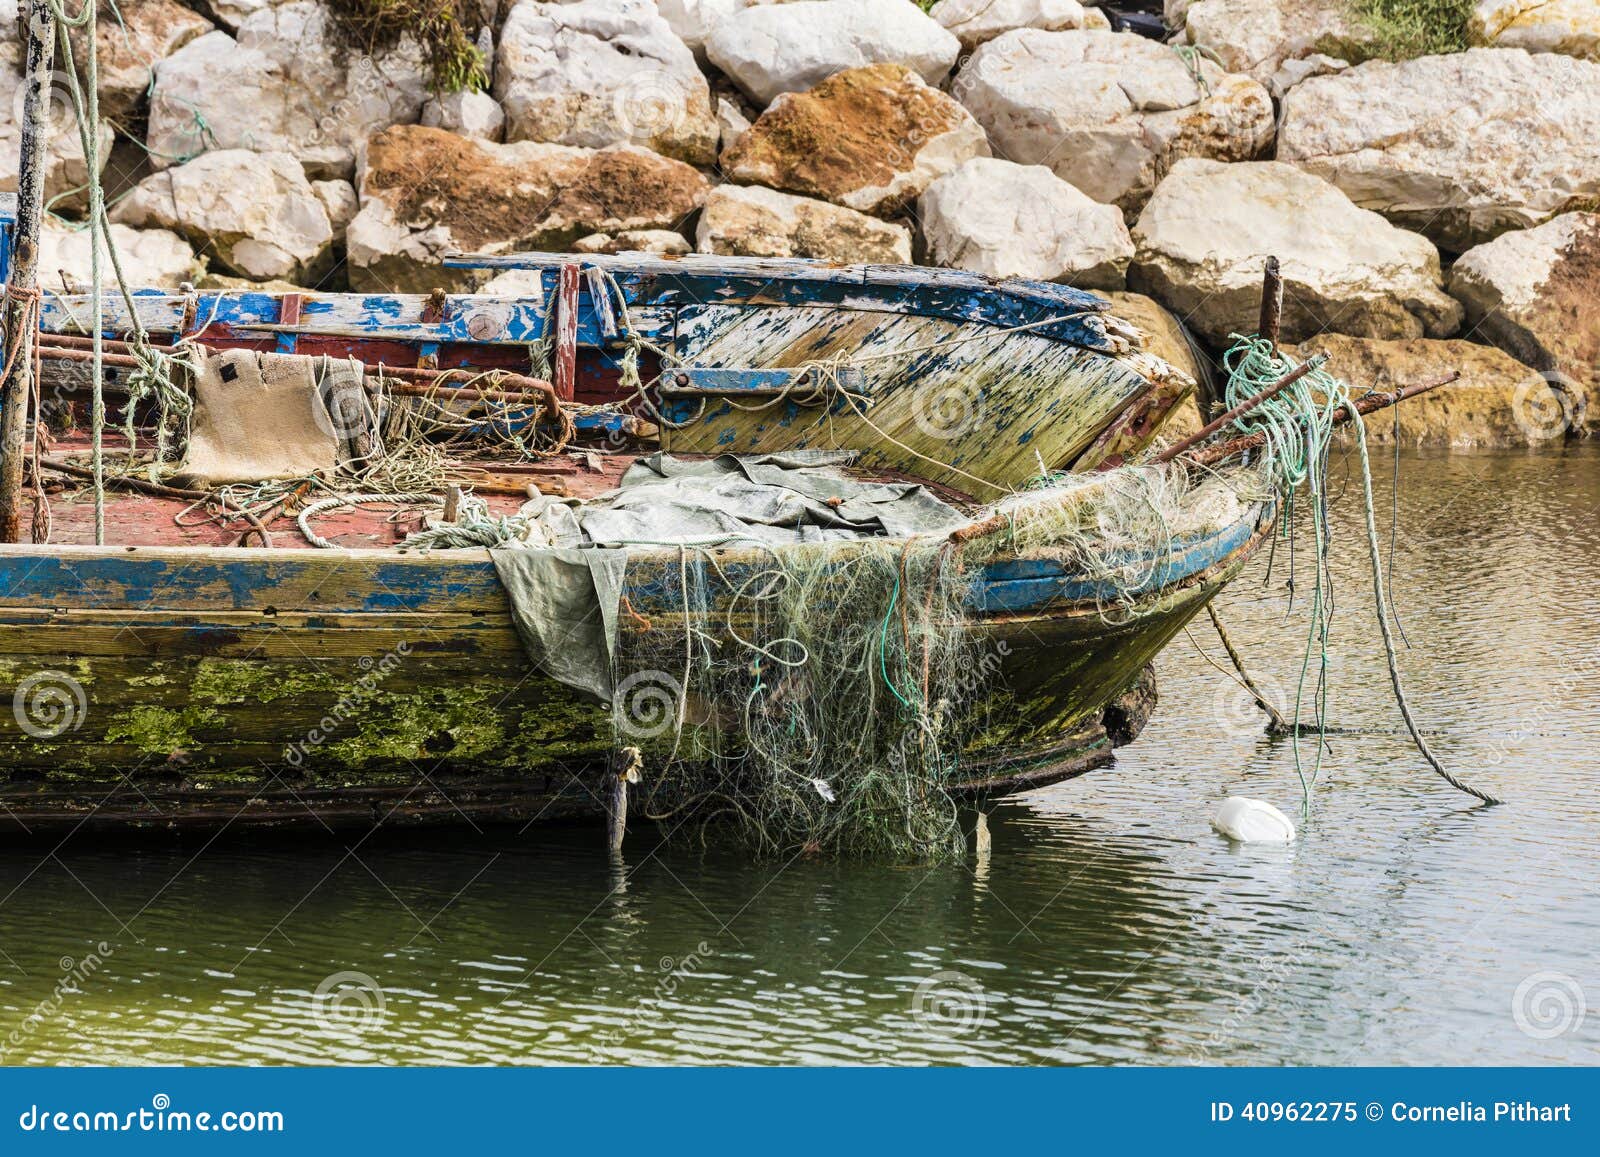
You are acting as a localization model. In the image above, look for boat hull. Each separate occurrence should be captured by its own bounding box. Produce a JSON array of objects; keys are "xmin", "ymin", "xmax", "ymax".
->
[{"xmin": 0, "ymin": 512, "xmax": 1266, "ymax": 835}]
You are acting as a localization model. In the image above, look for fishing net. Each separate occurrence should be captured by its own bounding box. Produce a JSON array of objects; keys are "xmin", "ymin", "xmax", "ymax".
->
[
  {"xmin": 590, "ymin": 456, "xmax": 1268, "ymax": 860},
  {"xmin": 620, "ymin": 535, "xmax": 980, "ymax": 861}
]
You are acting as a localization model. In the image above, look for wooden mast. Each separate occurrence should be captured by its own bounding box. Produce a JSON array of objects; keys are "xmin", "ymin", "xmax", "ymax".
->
[{"xmin": 0, "ymin": 0, "xmax": 59, "ymax": 542}]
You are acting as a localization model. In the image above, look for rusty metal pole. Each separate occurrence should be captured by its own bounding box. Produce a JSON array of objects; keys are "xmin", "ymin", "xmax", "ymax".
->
[
  {"xmin": 0, "ymin": 0, "xmax": 59, "ymax": 542},
  {"xmin": 1258, "ymin": 255, "xmax": 1283, "ymax": 350}
]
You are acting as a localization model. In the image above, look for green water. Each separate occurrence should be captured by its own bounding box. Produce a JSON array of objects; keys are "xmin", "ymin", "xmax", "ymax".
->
[{"xmin": 1, "ymin": 449, "xmax": 1596, "ymax": 1065}]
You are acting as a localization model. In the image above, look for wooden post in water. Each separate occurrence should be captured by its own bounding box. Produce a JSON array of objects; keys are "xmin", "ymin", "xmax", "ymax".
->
[
  {"xmin": 1258, "ymin": 256, "xmax": 1283, "ymax": 350},
  {"xmin": 0, "ymin": 0, "xmax": 59, "ymax": 542}
]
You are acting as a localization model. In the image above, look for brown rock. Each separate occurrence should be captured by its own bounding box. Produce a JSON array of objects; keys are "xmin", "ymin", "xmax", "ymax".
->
[
  {"xmin": 71, "ymin": 0, "xmax": 214, "ymax": 124},
  {"xmin": 696, "ymin": 184, "xmax": 913, "ymax": 264},
  {"xmin": 1448, "ymin": 211, "xmax": 1598, "ymax": 436},
  {"xmin": 346, "ymin": 126, "xmax": 709, "ymax": 293},
  {"xmin": 1104, "ymin": 290, "xmax": 1208, "ymax": 439},
  {"xmin": 723, "ymin": 64, "xmax": 988, "ymax": 216},
  {"xmin": 1285, "ymin": 334, "xmax": 1556, "ymax": 448}
]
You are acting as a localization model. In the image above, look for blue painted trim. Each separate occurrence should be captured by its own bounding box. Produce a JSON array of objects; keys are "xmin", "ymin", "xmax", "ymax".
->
[{"xmin": 443, "ymin": 252, "xmax": 1116, "ymax": 349}]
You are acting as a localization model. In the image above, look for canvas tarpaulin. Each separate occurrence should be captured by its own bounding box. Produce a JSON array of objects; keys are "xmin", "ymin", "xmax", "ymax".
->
[
  {"xmin": 179, "ymin": 350, "xmax": 368, "ymax": 486},
  {"xmin": 490, "ymin": 452, "xmax": 968, "ymax": 699}
]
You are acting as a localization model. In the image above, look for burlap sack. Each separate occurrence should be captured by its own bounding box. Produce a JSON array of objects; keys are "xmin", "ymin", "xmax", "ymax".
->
[{"xmin": 178, "ymin": 350, "xmax": 341, "ymax": 486}]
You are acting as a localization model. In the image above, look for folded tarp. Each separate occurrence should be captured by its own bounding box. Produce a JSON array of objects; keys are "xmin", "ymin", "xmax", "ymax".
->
[{"xmin": 491, "ymin": 451, "xmax": 968, "ymax": 700}]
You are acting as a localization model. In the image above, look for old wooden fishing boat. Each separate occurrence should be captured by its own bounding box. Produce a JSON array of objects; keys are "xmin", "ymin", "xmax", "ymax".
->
[
  {"xmin": 0, "ymin": 451, "xmax": 1271, "ymax": 833},
  {"xmin": 24, "ymin": 249, "xmax": 1194, "ymax": 494}
]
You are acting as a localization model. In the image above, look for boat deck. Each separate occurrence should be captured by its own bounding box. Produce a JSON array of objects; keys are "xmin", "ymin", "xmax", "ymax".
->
[{"xmin": 26, "ymin": 437, "xmax": 980, "ymax": 550}]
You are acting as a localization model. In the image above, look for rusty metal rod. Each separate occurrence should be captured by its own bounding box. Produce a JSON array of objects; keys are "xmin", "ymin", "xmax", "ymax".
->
[
  {"xmin": 1183, "ymin": 372, "xmax": 1460, "ymax": 469},
  {"xmin": 36, "ymin": 338, "xmax": 562, "ymax": 415},
  {"xmin": 35, "ymin": 455, "xmax": 275, "ymax": 546},
  {"xmin": 1153, "ymin": 354, "xmax": 1328, "ymax": 464}
]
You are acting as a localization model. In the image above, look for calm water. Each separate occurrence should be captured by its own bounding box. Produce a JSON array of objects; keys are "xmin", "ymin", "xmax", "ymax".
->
[{"xmin": 2, "ymin": 449, "xmax": 1596, "ymax": 1065}]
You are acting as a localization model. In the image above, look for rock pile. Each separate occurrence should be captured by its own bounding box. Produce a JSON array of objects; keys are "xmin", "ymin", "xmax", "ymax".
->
[{"xmin": 4, "ymin": 0, "xmax": 1590, "ymax": 444}]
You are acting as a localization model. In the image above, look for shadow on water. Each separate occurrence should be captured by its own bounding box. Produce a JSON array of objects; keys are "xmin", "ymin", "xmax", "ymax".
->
[{"xmin": 0, "ymin": 448, "xmax": 1596, "ymax": 1065}]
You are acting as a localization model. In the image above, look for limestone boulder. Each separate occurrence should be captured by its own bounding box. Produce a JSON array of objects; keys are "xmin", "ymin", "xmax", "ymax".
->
[
  {"xmin": 312, "ymin": 179, "xmax": 359, "ymax": 235},
  {"xmin": 421, "ymin": 90, "xmax": 505, "ymax": 143},
  {"xmin": 717, "ymin": 97, "xmax": 752, "ymax": 160},
  {"xmin": 1471, "ymin": 0, "xmax": 1600, "ymax": 58},
  {"xmin": 495, "ymin": 0, "xmax": 717, "ymax": 164},
  {"xmin": 1128, "ymin": 159, "xmax": 1462, "ymax": 346},
  {"xmin": 1278, "ymin": 49, "xmax": 1600, "ymax": 251},
  {"xmin": 480, "ymin": 269, "xmax": 549, "ymax": 296},
  {"xmin": 919, "ymin": 157, "xmax": 1132, "ymax": 289},
  {"xmin": 0, "ymin": 42, "xmax": 112, "ymax": 211},
  {"xmin": 930, "ymin": 0, "xmax": 1089, "ymax": 51},
  {"xmin": 952, "ymin": 28, "xmax": 1275, "ymax": 215},
  {"xmin": 346, "ymin": 126, "xmax": 709, "ymax": 293},
  {"xmin": 68, "ymin": 0, "xmax": 214, "ymax": 124},
  {"xmin": 39, "ymin": 219, "xmax": 203, "ymax": 290},
  {"xmin": 112, "ymin": 150, "xmax": 335, "ymax": 283},
  {"xmin": 573, "ymin": 229, "xmax": 692, "ymax": 256},
  {"xmin": 1174, "ymin": 0, "xmax": 1373, "ymax": 86},
  {"xmin": 1286, "ymin": 334, "xmax": 1562, "ymax": 448},
  {"xmin": 147, "ymin": 4, "xmax": 430, "ymax": 180},
  {"xmin": 695, "ymin": 184, "xmax": 912, "ymax": 264},
  {"xmin": 1448, "ymin": 212, "xmax": 1600, "ymax": 435},
  {"xmin": 723, "ymin": 65, "xmax": 987, "ymax": 216},
  {"xmin": 656, "ymin": 0, "xmax": 768, "ymax": 55},
  {"xmin": 706, "ymin": 0, "xmax": 961, "ymax": 105}
]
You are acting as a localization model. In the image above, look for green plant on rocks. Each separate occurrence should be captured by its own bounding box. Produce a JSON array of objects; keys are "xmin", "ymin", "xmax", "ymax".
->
[
  {"xmin": 1349, "ymin": 0, "xmax": 1474, "ymax": 59},
  {"xmin": 327, "ymin": 0, "xmax": 489, "ymax": 93}
]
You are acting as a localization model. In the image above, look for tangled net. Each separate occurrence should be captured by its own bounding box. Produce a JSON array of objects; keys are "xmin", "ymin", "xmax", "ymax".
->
[{"xmin": 620, "ymin": 536, "xmax": 981, "ymax": 861}]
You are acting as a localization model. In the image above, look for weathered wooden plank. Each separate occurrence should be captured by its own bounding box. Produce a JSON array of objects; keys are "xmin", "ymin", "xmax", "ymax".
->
[
  {"xmin": 446, "ymin": 250, "xmax": 1116, "ymax": 348},
  {"xmin": 660, "ymin": 306, "xmax": 1154, "ymax": 495},
  {"xmin": 659, "ymin": 365, "xmax": 868, "ymax": 398}
]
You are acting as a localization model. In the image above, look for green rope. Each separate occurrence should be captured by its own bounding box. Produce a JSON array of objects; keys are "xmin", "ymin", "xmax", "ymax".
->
[{"xmin": 1215, "ymin": 333, "xmax": 1499, "ymax": 810}]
